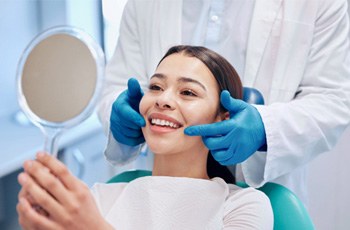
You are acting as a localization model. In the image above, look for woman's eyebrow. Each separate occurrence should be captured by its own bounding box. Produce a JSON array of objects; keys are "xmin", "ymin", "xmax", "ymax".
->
[
  {"xmin": 178, "ymin": 77, "xmax": 207, "ymax": 91},
  {"xmin": 150, "ymin": 73, "xmax": 166, "ymax": 80},
  {"xmin": 150, "ymin": 73, "xmax": 207, "ymax": 91}
]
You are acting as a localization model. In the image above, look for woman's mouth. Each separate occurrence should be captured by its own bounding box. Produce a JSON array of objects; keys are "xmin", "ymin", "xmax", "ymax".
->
[
  {"xmin": 150, "ymin": 118, "xmax": 179, "ymax": 128},
  {"xmin": 148, "ymin": 113, "xmax": 183, "ymax": 132}
]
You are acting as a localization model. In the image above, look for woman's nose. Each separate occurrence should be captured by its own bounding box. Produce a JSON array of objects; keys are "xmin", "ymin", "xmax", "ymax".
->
[
  {"xmin": 155, "ymin": 91, "xmax": 175, "ymax": 110},
  {"xmin": 156, "ymin": 101, "xmax": 172, "ymax": 109}
]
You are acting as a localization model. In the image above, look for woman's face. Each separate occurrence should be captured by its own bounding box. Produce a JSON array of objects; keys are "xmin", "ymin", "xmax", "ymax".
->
[{"xmin": 139, "ymin": 53, "xmax": 224, "ymax": 156}]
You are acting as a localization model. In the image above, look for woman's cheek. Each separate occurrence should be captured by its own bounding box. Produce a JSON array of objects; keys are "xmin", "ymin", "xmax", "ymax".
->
[
  {"xmin": 182, "ymin": 103, "xmax": 216, "ymax": 126},
  {"xmin": 139, "ymin": 95, "xmax": 149, "ymax": 118}
]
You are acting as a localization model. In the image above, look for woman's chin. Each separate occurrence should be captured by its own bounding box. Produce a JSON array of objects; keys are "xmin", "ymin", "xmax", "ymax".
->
[
  {"xmin": 147, "ymin": 139, "xmax": 179, "ymax": 155},
  {"xmin": 144, "ymin": 131, "xmax": 203, "ymax": 156}
]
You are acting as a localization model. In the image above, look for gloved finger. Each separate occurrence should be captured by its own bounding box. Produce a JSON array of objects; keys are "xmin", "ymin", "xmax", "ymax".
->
[
  {"xmin": 111, "ymin": 109, "xmax": 145, "ymax": 130},
  {"xmin": 184, "ymin": 120, "xmax": 233, "ymax": 137},
  {"xmin": 210, "ymin": 149, "xmax": 232, "ymax": 165},
  {"xmin": 114, "ymin": 130, "xmax": 145, "ymax": 146},
  {"xmin": 211, "ymin": 149, "xmax": 239, "ymax": 166},
  {"xmin": 202, "ymin": 135, "xmax": 231, "ymax": 151},
  {"xmin": 218, "ymin": 156, "xmax": 238, "ymax": 166},
  {"xmin": 116, "ymin": 102, "xmax": 146, "ymax": 127},
  {"xmin": 110, "ymin": 123, "xmax": 143, "ymax": 138},
  {"xmin": 219, "ymin": 153, "xmax": 245, "ymax": 165},
  {"xmin": 127, "ymin": 78, "xmax": 144, "ymax": 100},
  {"xmin": 220, "ymin": 90, "xmax": 247, "ymax": 114}
]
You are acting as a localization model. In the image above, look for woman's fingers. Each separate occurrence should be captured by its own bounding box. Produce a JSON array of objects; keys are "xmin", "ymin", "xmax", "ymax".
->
[
  {"xmin": 21, "ymin": 153, "xmax": 94, "ymax": 223},
  {"xmin": 17, "ymin": 196, "xmax": 59, "ymax": 230},
  {"xmin": 22, "ymin": 159, "xmax": 74, "ymax": 207},
  {"xmin": 17, "ymin": 172, "xmax": 68, "ymax": 222},
  {"xmin": 35, "ymin": 152, "xmax": 80, "ymax": 191},
  {"xmin": 18, "ymin": 187, "xmax": 50, "ymax": 217},
  {"xmin": 18, "ymin": 152, "xmax": 108, "ymax": 230},
  {"xmin": 18, "ymin": 188, "xmax": 36, "ymax": 208}
]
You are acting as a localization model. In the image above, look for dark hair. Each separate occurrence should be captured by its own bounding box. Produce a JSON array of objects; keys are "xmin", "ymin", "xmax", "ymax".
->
[{"xmin": 158, "ymin": 45, "xmax": 243, "ymax": 184}]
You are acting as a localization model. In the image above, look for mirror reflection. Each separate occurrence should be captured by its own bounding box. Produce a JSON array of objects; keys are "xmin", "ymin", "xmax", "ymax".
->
[{"xmin": 22, "ymin": 33, "xmax": 97, "ymax": 122}]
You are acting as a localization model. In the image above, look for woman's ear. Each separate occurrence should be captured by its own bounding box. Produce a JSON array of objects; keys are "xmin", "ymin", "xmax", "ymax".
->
[
  {"xmin": 223, "ymin": 111, "xmax": 230, "ymax": 120},
  {"xmin": 215, "ymin": 111, "xmax": 229, "ymax": 122}
]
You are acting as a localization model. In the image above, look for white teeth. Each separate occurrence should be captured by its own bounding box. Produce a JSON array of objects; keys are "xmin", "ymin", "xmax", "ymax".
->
[{"xmin": 151, "ymin": 118, "xmax": 178, "ymax": 128}]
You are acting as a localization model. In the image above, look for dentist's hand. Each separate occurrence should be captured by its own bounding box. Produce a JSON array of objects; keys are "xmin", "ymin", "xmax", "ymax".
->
[
  {"xmin": 185, "ymin": 90, "xmax": 267, "ymax": 165},
  {"xmin": 110, "ymin": 78, "xmax": 146, "ymax": 146}
]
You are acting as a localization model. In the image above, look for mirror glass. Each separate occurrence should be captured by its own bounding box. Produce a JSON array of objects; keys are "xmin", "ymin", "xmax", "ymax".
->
[{"xmin": 17, "ymin": 26, "xmax": 105, "ymax": 157}]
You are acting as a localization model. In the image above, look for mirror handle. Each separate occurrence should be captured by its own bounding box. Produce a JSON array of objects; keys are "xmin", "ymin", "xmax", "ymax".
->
[{"xmin": 42, "ymin": 127, "xmax": 62, "ymax": 157}]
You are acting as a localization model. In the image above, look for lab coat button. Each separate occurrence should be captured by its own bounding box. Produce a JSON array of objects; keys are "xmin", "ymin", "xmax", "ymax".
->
[{"xmin": 211, "ymin": 15, "xmax": 219, "ymax": 22}]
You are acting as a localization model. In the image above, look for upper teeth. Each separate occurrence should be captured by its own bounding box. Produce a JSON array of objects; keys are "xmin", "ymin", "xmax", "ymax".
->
[{"xmin": 151, "ymin": 118, "xmax": 178, "ymax": 128}]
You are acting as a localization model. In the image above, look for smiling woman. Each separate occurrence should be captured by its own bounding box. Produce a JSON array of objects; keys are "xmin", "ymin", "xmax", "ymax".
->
[
  {"xmin": 141, "ymin": 45, "xmax": 243, "ymax": 182},
  {"xmin": 17, "ymin": 45, "xmax": 273, "ymax": 230}
]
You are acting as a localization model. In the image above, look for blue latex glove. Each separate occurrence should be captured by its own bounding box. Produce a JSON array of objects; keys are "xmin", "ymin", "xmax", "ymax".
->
[
  {"xmin": 185, "ymin": 90, "xmax": 267, "ymax": 165},
  {"xmin": 110, "ymin": 78, "xmax": 146, "ymax": 146}
]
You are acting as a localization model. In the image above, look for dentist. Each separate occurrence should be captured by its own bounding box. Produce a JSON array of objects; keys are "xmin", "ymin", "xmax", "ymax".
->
[{"xmin": 98, "ymin": 0, "xmax": 350, "ymax": 204}]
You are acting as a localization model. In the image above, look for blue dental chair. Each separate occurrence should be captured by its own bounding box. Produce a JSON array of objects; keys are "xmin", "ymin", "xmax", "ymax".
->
[{"xmin": 107, "ymin": 87, "xmax": 315, "ymax": 230}]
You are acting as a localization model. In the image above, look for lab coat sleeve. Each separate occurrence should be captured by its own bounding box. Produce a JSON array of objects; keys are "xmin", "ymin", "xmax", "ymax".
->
[
  {"xmin": 97, "ymin": 0, "xmax": 149, "ymax": 165},
  {"xmin": 242, "ymin": 0, "xmax": 350, "ymax": 187}
]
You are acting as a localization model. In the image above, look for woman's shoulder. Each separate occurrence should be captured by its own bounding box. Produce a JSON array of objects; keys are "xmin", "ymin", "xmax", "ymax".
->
[
  {"xmin": 226, "ymin": 183, "xmax": 271, "ymax": 206},
  {"xmin": 210, "ymin": 178, "xmax": 270, "ymax": 205},
  {"xmin": 210, "ymin": 177, "xmax": 272, "ymax": 210},
  {"xmin": 221, "ymin": 182, "xmax": 273, "ymax": 229}
]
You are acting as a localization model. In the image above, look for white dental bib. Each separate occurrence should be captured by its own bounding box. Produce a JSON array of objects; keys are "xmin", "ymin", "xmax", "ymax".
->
[{"xmin": 92, "ymin": 176, "xmax": 229, "ymax": 230}]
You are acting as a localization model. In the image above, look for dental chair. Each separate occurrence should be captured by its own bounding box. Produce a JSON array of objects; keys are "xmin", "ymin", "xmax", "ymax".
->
[{"xmin": 107, "ymin": 87, "xmax": 315, "ymax": 230}]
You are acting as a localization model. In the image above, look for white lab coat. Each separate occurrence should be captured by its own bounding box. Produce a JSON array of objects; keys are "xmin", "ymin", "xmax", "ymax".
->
[{"xmin": 98, "ymin": 0, "xmax": 350, "ymax": 204}]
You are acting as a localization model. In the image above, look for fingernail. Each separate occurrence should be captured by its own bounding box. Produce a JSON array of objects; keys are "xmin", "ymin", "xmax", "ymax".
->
[
  {"xmin": 137, "ymin": 119, "xmax": 146, "ymax": 127},
  {"xmin": 184, "ymin": 128, "xmax": 191, "ymax": 135},
  {"xmin": 18, "ymin": 173, "xmax": 27, "ymax": 184},
  {"xmin": 36, "ymin": 152, "xmax": 45, "ymax": 159},
  {"xmin": 140, "ymin": 121, "xmax": 146, "ymax": 127},
  {"xmin": 19, "ymin": 197, "xmax": 26, "ymax": 205},
  {"xmin": 24, "ymin": 160, "xmax": 33, "ymax": 169}
]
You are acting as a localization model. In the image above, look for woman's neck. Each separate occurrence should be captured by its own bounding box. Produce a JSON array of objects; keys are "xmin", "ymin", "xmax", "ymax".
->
[{"xmin": 152, "ymin": 150, "xmax": 209, "ymax": 180}]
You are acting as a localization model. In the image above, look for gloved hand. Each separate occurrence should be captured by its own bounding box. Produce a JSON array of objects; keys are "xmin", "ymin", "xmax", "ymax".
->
[
  {"xmin": 185, "ymin": 90, "xmax": 267, "ymax": 165},
  {"xmin": 110, "ymin": 78, "xmax": 146, "ymax": 146}
]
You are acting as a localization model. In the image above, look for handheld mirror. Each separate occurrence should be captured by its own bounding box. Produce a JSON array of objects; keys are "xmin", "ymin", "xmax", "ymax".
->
[{"xmin": 17, "ymin": 26, "xmax": 105, "ymax": 157}]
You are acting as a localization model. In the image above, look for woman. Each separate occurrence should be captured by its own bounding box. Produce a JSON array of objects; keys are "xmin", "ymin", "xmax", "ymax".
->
[{"xmin": 17, "ymin": 46, "xmax": 273, "ymax": 229}]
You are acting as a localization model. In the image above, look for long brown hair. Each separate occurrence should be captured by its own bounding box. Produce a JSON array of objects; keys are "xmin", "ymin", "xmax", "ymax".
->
[{"xmin": 158, "ymin": 45, "xmax": 243, "ymax": 184}]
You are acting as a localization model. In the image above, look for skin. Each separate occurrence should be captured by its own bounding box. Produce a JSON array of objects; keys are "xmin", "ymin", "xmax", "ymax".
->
[
  {"xmin": 17, "ymin": 152, "xmax": 114, "ymax": 230},
  {"xmin": 140, "ymin": 52, "xmax": 226, "ymax": 179},
  {"xmin": 16, "ymin": 52, "xmax": 226, "ymax": 229}
]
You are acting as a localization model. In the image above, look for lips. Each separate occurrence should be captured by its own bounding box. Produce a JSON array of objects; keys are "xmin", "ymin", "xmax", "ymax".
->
[{"xmin": 148, "ymin": 113, "xmax": 183, "ymax": 129}]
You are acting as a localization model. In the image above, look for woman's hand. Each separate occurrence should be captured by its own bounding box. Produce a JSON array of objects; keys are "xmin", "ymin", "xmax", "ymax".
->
[{"xmin": 17, "ymin": 152, "xmax": 114, "ymax": 230}]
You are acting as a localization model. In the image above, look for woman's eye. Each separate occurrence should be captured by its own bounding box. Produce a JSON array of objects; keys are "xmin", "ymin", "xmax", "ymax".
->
[
  {"xmin": 149, "ymin": 84, "xmax": 162, "ymax": 91},
  {"xmin": 181, "ymin": 89, "xmax": 197, "ymax": 97}
]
